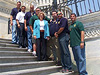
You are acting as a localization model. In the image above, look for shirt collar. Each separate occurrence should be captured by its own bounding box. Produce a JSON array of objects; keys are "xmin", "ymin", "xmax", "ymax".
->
[{"xmin": 71, "ymin": 21, "xmax": 76, "ymax": 25}]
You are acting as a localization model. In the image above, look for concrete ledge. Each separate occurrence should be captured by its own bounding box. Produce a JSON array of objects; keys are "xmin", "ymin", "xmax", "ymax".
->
[
  {"xmin": 0, "ymin": 66, "xmax": 61, "ymax": 75},
  {"xmin": 0, "ymin": 56, "xmax": 37, "ymax": 63},
  {"xmin": 0, "ymin": 61, "xmax": 55, "ymax": 72}
]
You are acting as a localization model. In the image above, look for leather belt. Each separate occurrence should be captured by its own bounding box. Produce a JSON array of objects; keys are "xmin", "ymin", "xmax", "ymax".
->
[{"xmin": 40, "ymin": 30, "xmax": 44, "ymax": 32}]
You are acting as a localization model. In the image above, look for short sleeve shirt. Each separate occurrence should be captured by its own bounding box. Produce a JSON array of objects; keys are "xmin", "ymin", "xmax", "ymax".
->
[
  {"xmin": 16, "ymin": 12, "xmax": 26, "ymax": 23},
  {"xmin": 58, "ymin": 17, "xmax": 69, "ymax": 35},
  {"xmin": 29, "ymin": 15, "xmax": 50, "ymax": 27},
  {"xmin": 10, "ymin": 8, "xmax": 21, "ymax": 20},
  {"xmin": 69, "ymin": 21, "xmax": 84, "ymax": 47},
  {"xmin": 24, "ymin": 11, "xmax": 35, "ymax": 25},
  {"xmin": 49, "ymin": 19, "xmax": 59, "ymax": 37}
]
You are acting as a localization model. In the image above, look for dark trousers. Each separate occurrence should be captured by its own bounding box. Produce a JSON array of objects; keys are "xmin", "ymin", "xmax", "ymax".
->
[
  {"xmin": 36, "ymin": 32, "xmax": 47, "ymax": 61},
  {"xmin": 18, "ymin": 23, "xmax": 27, "ymax": 47}
]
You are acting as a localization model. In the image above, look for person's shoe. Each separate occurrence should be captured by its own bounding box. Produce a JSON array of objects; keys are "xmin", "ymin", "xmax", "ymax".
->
[
  {"xmin": 60, "ymin": 68, "xmax": 65, "ymax": 73},
  {"xmin": 25, "ymin": 47, "xmax": 28, "ymax": 49},
  {"xmin": 28, "ymin": 49, "xmax": 32, "ymax": 52},
  {"xmin": 56, "ymin": 61, "xmax": 61, "ymax": 66},
  {"xmin": 32, "ymin": 51, "xmax": 36, "ymax": 56},
  {"xmin": 65, "ymin": 69, "xmax": 73, "ymax": 73},
  {"xmin": 19, "ymin": 46, "xmax": 22, "ymax": 48}
]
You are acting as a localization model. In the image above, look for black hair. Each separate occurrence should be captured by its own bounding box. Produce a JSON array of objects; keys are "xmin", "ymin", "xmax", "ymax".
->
[
  {"xmin": 36, "ymin": 7, "xmax": 41, "ymax": 10},
  {"xmin": 70, "ymin": 13, "xmax": 76, "ymax": 17},
  {"xmin": 52, "ymin": 10, "xmax": 57, "ymax": 13},
  {"xmin": 21, "ymin": 6, "xmax": 26, "ymax": 8},
  {"xmin": 17, "ymin": 1, "xmax": 21, "ymax": 4}
]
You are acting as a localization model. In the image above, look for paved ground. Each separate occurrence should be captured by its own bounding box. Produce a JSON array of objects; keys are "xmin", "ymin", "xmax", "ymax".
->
[{"xmin": 85, "ymin": 38, "xmax": 100, "ymax": 75}]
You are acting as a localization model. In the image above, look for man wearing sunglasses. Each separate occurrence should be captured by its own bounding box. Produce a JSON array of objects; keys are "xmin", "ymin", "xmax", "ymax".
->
[{"xmin": 54, "ymin": 12, "xmax": 72, "ymax": 73}]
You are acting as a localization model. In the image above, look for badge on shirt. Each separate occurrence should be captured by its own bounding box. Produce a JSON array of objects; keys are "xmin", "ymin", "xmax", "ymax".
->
[
  {"xmin": 58, "ymin": 21, "xmax": 60, "ymax": 24},
  {"xmin": 74, "ymin": 24, "xmax": 76, "ymax": 27},
  {"xmin": 56, "ymin": 22, "xmax": 57, "ymax": 24}
]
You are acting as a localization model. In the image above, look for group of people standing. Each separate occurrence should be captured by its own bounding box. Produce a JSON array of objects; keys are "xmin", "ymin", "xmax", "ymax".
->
[{"xmin": 10, "ymin": 1, "xmax": 88, "ymax": 75}]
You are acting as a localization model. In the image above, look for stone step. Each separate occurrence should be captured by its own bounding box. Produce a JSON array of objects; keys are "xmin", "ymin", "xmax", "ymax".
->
[
  {"xmin": 0, "ymin": 38, "xmax": 11, "ymax": 41},
  {"xmin": 48, "ymin": 72, "xmax": 78, "ymax": 75},
  {"xmin": 0, "ymin": 43, "xmax": 19, "ymax": 48},
  {"xmin": 0, "ymin": 56, "xmax": 37, "ymax": 63},
  {"xmin": 0, "ymin": 47, "xmax": 27, "ymax": 52},
  {"xmin": 0, "ymin": 61, "xmax": 56, "ymax": 72},
  {"xmin": 0, "ymin": 66, "xmax": 61, "ymax": 75},
  {"xmin": 0, "ymin": 51, "xmax": 32, "ymax": 56},
  {"xmin": 0, "ymin": 40, "xmax": 12, "ymax": 44}
]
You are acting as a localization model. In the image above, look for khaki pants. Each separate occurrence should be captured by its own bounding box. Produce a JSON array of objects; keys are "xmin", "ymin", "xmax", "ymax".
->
[{"xmin": 47, "ymin": 37, "xmax": 61, "ymax": 62}]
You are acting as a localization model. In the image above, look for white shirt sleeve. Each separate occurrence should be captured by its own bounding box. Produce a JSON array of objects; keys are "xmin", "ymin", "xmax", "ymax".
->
[{"xmin": 16, "ymin": 12, "xmax": 20, "ymax": 20}]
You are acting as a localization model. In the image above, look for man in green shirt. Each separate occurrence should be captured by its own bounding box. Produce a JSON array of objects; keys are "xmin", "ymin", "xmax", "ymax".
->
[
  {"xmin": 29, "ymin": 7, "xmax": 50, "ymax": 56},
  {"xmin": 69, "ymin": 13, "xmax": 88, "ymax": 75}
]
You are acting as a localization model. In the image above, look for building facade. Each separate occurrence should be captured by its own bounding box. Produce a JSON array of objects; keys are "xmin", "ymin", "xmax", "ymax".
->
[{"xmin": 10, "ymin": 0, "xmax": 71, "ymax": 18}]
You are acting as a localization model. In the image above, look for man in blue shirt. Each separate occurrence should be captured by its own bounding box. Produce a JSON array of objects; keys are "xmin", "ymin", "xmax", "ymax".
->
[
  {"xmin": 24, "ymin": 4, "xmax": 35, "ymax": 52},
  {"xmin": 48, "ymin": 11, "xmax": 61, "ymax": 65},
  {"xmin": 10, "ymin": 1, "xmax": 21, "ymax": 44},
  {"xmin": 54, "ymin": 12, "xmax": 72, "ymax": 73}
]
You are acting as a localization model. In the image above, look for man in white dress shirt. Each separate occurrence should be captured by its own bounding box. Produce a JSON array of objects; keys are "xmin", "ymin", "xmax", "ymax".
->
[{"xmin": 16, "ymin": 6, "xmax": 27, "ymax": 48}]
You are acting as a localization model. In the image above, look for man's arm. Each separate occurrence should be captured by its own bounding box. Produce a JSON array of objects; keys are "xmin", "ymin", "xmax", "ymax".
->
[
  {"xmin": 24, "ymin": 20, "xmax": 28, "ymax": 31},
  {"xmin": 10, "ymin": 15, "xmax": 13, "ymax": 25},
  {"xmin": 29, "ymin": 16, "xmax": 34, "ymax": 33},
  {"xmin": 16, "ymin": 19, "xmax": 20, "ymax": 28},
  {"xmin": 16, "ymin": 13, "xmax": 20, "ymax": 28},
  {"xmin": 29, "ymin": 25, "xmax": 33, "ymax": 33},
  {"xmin": 80, "ymin": 31, "xmax": 84, "ymax": 49},
  {"xmin": 57, "ymin": 27, "xmax": 64, "ymax": 35},
  {"xmin": 24, "ymin": 13, "xmax": 28, "ymax": 31}
]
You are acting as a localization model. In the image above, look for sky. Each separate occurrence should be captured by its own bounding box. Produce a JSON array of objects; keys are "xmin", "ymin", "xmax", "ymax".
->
[{"xmin": 67, "ymin": 0, "xmax": 100, "ymax": 16}]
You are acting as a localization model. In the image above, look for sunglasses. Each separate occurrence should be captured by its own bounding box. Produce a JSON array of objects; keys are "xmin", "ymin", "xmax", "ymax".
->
[{"xmin": 57, "ymin": 13, "xmax": 62, "ymax": 15}]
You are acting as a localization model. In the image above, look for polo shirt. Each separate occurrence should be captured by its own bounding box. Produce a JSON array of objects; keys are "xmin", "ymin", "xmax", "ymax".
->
[
  {"xmin": 10, "ymin": 8, "xmax": 21, "ymax": 20},
  {"xmin": 16, "ymin": 11, "xmax": 26, "ymax": 23},
  {"xmin": 58, "ymin": 17, "xmax": 69, "ymax": 36},
  {"xmin": 69, "ymin": 21, "xmax": 84, "ymax": 47},
  {"xmin": 24, "ymin": 11, "xmax": 35, "ymax": 26},
  {"xmin": 29, "ymin": 15, "xmax": 50, "ymax": 27},
  {"xmin": 49, "ymin": 19, "xmax": 59, "ymax": 37}
]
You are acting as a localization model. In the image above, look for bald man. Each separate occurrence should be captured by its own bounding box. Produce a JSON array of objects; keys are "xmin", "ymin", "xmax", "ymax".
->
[{"xmin": 24, "ymin": 5, "xmax": 35, "ymax": 52}]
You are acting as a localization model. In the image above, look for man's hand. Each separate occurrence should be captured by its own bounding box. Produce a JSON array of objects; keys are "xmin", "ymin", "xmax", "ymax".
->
[
  {"xmin": 80, "ymin": 42, "xmax": 84, "ymax": 49},
  {"xmin": 10, "ymin": 21, "xmax": 13, "ymax": 26},
  {"xmin": 25, "ymin": 26, "xmax": 28, "ymax": 31},
  {"xmin": 54, "ymin": 32, "xmax": 58, "ymax": 38},
  {"xmin": 34, "ymin": 36, "xmax": 36, "ymax": 39},
  {"xmin": 18, "ymin": 24, "xmax": 20, "ymax": 28}
]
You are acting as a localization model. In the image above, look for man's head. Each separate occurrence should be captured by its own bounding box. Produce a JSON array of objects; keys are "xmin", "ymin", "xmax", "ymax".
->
[
  {"xmin": 30, "ymin": 4, "xmax": 34, "ymax": 12},
  {"xmin": 17, "ymin": 1, "xmax": 21, "ymax": 8},
  {"xmin": 35, "ymin": 8, "xmax": 41, "ymax": 15},
  {"xmin": 57, "ymin": 11, "xmax": 63, "ymax": 19},
  {"xmin": 52, "ymin": 11, "xmax": 57, "ymax": 19},
  {"xmin": 21, "ymin": 6, "xmax": 26, "ymax": 12},
  {"xmin": 70, "ymin": 13, "xmax": 76, "ymax": 22}
]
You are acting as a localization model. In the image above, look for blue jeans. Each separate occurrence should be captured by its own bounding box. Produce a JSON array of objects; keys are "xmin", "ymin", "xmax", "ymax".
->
[
  {"xmin": 27, "ymin": 26, "xmax": 32, "ymax": 50},
  {"xmin": 72, "ymin": 46, "xmax": 88, "ymax": 75},
  {"xmin": 12, "ymin": 20, "xmax": 19, "ymax": 43},
  {"xmin": 58, "ymin": 33, "xmax": 72, "ymax": 70}
]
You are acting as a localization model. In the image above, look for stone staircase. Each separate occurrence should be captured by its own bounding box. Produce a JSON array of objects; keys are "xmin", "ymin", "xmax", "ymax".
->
[{"xmin": 0, "ymin": 38, "xmax": 63, "ymax": 75}]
